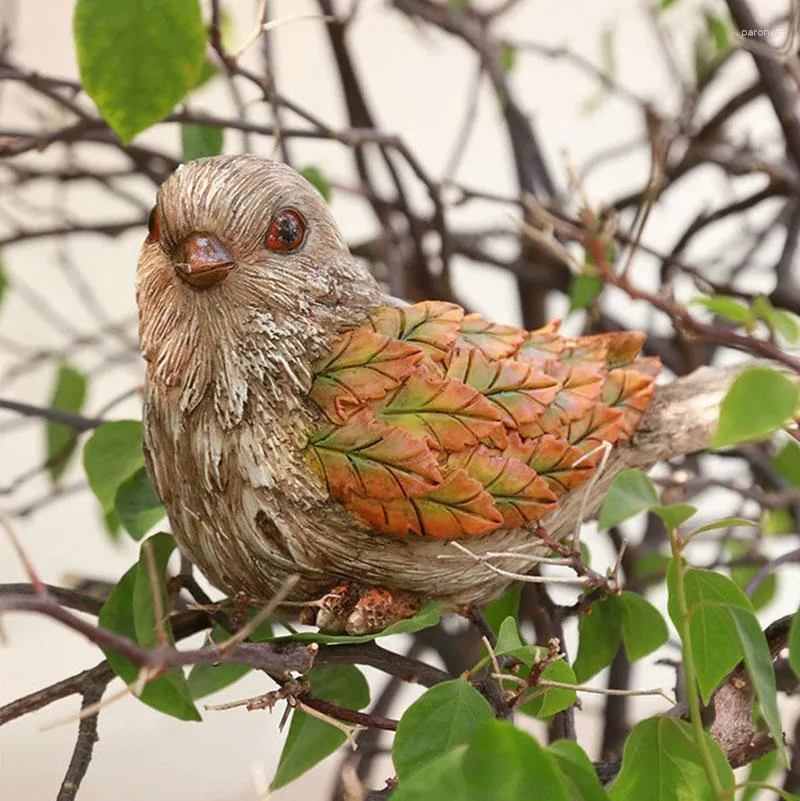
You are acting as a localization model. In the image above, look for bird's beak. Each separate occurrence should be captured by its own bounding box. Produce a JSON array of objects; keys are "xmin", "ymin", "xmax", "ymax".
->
[{"xmin": 174, "ymin": 233, "xmax": 236, "ymax": 290}]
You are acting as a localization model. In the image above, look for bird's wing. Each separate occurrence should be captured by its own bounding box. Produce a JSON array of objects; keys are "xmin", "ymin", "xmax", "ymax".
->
[{"xmin": 306, "ymin": 301, "xmax": 659, "ymax": 541}]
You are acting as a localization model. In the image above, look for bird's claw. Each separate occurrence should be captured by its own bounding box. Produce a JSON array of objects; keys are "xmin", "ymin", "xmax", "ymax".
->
[{"xmin": 302, "ymin": 584, "xmax": 422, "ymax": 635}]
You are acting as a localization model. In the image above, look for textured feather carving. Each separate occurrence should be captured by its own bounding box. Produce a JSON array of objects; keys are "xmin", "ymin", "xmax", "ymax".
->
[{"xmin": 307, "ymin": 301, "xmax": 660, "ymax": 541}]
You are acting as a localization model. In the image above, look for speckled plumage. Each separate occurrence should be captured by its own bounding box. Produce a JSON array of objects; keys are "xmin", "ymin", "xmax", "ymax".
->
[{"xmin": 137, "ymin": 155, "xmax": 661, "ymax": 634}]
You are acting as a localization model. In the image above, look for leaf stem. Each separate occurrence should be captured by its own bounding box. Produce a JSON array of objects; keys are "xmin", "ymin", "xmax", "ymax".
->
[{"xmin": 669, "ymin": 533, "xmax": 729, "ymax": 800}]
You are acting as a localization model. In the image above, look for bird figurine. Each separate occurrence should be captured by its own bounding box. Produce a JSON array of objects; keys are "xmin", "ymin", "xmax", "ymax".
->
[{"xmin": 136, "ymin": 154, "xmax": 737, "ymax": 634}]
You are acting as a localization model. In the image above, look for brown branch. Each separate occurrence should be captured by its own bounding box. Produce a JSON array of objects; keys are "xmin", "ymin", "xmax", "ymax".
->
[
  {"xmin": 723, "ymin": 0, "xmax": 800, "ymax": 168},
  {"xmin": 56, "ymin": 674, "xmax": 110, "ymax": 801},
  {"xmin": 301, "ymin": 695, "xmax": 399, "ymax": 732}
]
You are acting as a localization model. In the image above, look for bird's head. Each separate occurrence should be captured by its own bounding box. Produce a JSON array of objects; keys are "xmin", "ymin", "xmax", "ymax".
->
[{"xmin": 137, "ymin": 155, "xmax": 381, "ymax": 423}]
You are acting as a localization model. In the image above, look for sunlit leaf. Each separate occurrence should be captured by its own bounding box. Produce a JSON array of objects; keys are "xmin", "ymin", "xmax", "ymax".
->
[
  {"xmin": 773, "ymin": 440, "xmax": 800, "ymax": 488},
  {"xmin": 272, "ymin": 665, "xmax": 370, "ymax": 789},
  {"xmin": 618, "ymin": 591, "xmax": 668, "ymax": 662},
  {"xmin": 181, "ymin": 123, "xmax": 223, "ymax": 162},
  {"xmin": 597, "ymin": 469, "xmax": 660, "ymax": 530},
  {"xmin": 573, "ymin": 596, "xmax": 623, "ymax": 682},
  {"xmin": 299, "ymin": 166, "xmax": 332, "ymax": 202},
  {"xmin": 548, "ymin": 740, "xmax": 610, "ymax": 801},
  {"xmin": 74, "ymin": 0, "xmax": 206, "ymax": 142},
  {"xmin": 568, "ymin": 274, "xmax": 604, "ymax": 314},
  {"xmin": 753, "ymin": 295, "xmax": 800, "ymax": 344},
  {"xmin": 692, "ymin": 295, "xmax": 754, "ymax": 327},
  {"xmin": 115, "ymin": 467, "xmax": 165, "ymax": 541},
  {"xmin": 98, "ymin": 536, "xmax": 201, "ymax": 722},
  {"xmin": 609, "ymin": 717, "xmax": 734, "ymax": 800},
  {"xmin": 519, "ymin": 659, "xmax": 576, "ymax": 718},
  {"xmin": 462, "ymin": 721, "xmax": 571, "ymax": 801},
  {"xmin": 667, "ymin": 564, "xmax": 784, "ymax": 758},
  {"xmin": 653, "ymin": 503, "xmax": 696, "ymax": 531},
  {"xmin": 499, "ymin": 42, "xmax": 517, "ymax": 73},
  {"xmin": 393, "ymin": 679, "xmax": 493, "ymax": 780},
  {"xmin": 45, "ymin": 363, "xmax": 87, "ymax": 482},
  {"xmin": 711, "ymin": 368, "xmax": 799, "ymax": 448},
  {"xmin": 83, "ymin": 420, "xmax": 144, "ymax": 512}
]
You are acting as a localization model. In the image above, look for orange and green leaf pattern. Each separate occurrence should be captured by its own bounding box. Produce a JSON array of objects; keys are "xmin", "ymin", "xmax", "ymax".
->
[{"xmin": 307, "ymin": 301, "xmax": 660, "ymax": 541}]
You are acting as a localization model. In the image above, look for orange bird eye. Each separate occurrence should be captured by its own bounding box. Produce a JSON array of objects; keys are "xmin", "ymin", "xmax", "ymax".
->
[
  {"xmin": 266, "ymin": 209, "xmax": 305, "ymax": 252},
  {"xmin": 147, "ymin": 206, "xmax": 160, "ymax": 243}
]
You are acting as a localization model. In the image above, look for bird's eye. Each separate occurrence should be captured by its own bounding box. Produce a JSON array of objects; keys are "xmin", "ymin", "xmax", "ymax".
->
[
  {"xmin": 147, "ymin": 206, "xmax": 160, "ymax": 243},
  {"xmin": 266, "ymin": 209, "xmax": 305, "ymax": 252}
]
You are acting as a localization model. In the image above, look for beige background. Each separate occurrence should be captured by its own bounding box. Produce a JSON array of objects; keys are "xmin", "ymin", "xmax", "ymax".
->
[{"xmin": 0, "ymin": 0, "xmax": 796, "ymax": 799}]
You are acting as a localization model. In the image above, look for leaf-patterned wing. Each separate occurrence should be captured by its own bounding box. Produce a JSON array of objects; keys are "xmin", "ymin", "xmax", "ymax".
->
[
  {"xmin": 348, "ymin": 469, "xmax": 503, "ymax": 540},
  {"xmin": 601, "ymin": 367, "xmax": 658, "ymax": 440},
  {"xmin": 370, "ymin": 301, "xmax": 464, "ymax": 364},
  {"xmin": 446, "ymin": 347, "xmax": 558, "ymax": 431},
  {"xmin": 452, "ymin": 445, "xmax": 558, "ymax": 527},
  {"xmin": 521, "ymin": 362, "xmax": 604, "ymax": 437},
  {"xmin": 304, "ymin": 301, "xmax": 660, "ymax": 544},
  {"xmin": 376, "ymin": 372, "xmax": 505, "ymax": 451},
  {"xmin": 504, "ymin": 432, "xmax": 596, "ymax": 496},
  {"xmin": 308, "ymin": 409, "xmax": 442, "ymax": 501},
  {"xmin": 457, "ymin": 314, "xmax": 525, "ymax": 359},
  {"xmin": 311, "ymin": 328, "xmax": 423, "ymax": 423}
]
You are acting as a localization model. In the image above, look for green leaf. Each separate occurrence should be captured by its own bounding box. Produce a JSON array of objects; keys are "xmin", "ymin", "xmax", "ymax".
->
[
  {"xmin": 132, "ymin": 532, "xmax": 176, "ymax": 648},
  {"xmin": 483, "ymin": 584, "xmax": 521, "ymax": 635},
  {"xmin": 618, "ymin": 591, "xmax": 668, "ymax": 662},
  {"xmin": 98, "ymin": 539, "xmax": 201, "ymax": 722},
  {"xmin": 609, "ymin": 717, "xmax": 734, "ymax": 800},
  {"xmin": 390, "ymin": 747, "xmax": 469, "ymax": 801},
  {"xmin": 762, "ymin": 507, "xmax": 795, "ymax": 535},
  {"xmin": 568, "ymin": 274, "xmax": 604, "ymax": 314},
  {"xmin": 271, "ymin": 665, "xmax": 369, "ymax": 789},
  {"xmin": 788, "ymin": 611, "xmax": 800, "ymax": 680},
  {"xmin": 653, "ymin": 503, "xmax": 696, "ymax": 531},
  {"xmin": 667, "ymin": 562, "xmax": 740, "ymax": 702},
  {"xmin": 499, "ymin": 42, "xmax": 517, "ymax": 74},
  {"xmin": 298, "ymin": 166, "xmax": 332, "ymax": 203},
  {"xmin": 659, "ymin": 0, "xmax": 681, "ymax": 10},
  {"xmin": 463, "ymin": 721, "xmax": 570, "ymax": 801},
  {"xmin": 774, "ymin": 440, "xmax": 800, "ymax": 488},
  {"xmin": 73, "ymin": 0, "xmax": 206, "ymax": 143},
  {"xmin": 667, "ymin": 565, "xmax": 784, "ymax": 758},
  {"xmin": 264, "ymin": 601, "xmax": 446, "ymax": 646},
  {"xmin": 687, "ymin": 516, "xmax": 756, "ymax": 540},
  {"xmin": 634, "ymin": 552, "xmax": 671, "ymax": 582},
  {"xmin": 83, "ymin": 420, "xmax": 144, "ymax": 512},
  {"xmin": 692, "ymin": 295, "xmax": 755, "ymax": 327},
  {"xmin": 727, "ymin": 539, "xmax": 777, "ymax": 611},
  {"xmin": 181, "ymin": 123, "xmax": 223, "ymax": 162},
  {"xmin": 520, "ymin": 659, "xmax": 576, "ymax": 718},
  {"xmin": 393, "ymin": 679, "xmax": 494, "ymax": 780},
  {"xmin": 704, "ymin": 11, "xmax": 732, "ymax": 53},
  {"xmin": 741, "ymin": 750, "xmax": 779, "ymax": 801},
  {"xmin": 573, "ymin": 596, "xmax": 623, "ymax": 682},
  {"xmin": 753, "ymin": 295, "xmax": 800, "ymax": 344},
  {"xmin": 711, "ymin": 368, "xmax": 799, "ymax": 448},
  {"xmin": 494, "ymin": 616, "xmax": 525, "ymax": 655},
  {"xmin": 548, "ymin": 740, "xmax": 610, "ymax": 801},
  {"xmin": 115, "ymin": 467, "xmax": 166, "ymax": 541},
  {"xmin": 45, "ymin": 363, "xmax": 87, "ymax": 483},
  {"xmin": 598, "ymin": 469, "xmax": 660, "ymax": 531},
  {"xmin": 187, "ymin": 623, "xmax": 251, "ymax": 700}
]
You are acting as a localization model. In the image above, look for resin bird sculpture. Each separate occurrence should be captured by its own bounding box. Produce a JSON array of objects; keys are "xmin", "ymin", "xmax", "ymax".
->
[{"xmin": 136, "ymin": 155, "xmax": 737, "ymax": 634}]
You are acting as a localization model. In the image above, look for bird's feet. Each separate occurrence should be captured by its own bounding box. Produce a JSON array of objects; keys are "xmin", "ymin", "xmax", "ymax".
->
[{"xmin": 302, "ymin": 584, "xmax": 423, "ymax": 635}]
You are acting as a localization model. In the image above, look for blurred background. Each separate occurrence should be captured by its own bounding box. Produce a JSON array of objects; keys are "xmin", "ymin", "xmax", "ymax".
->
[{"xmin": 1, "ymin": 0, "xmax": 798, "ymax": 798}]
